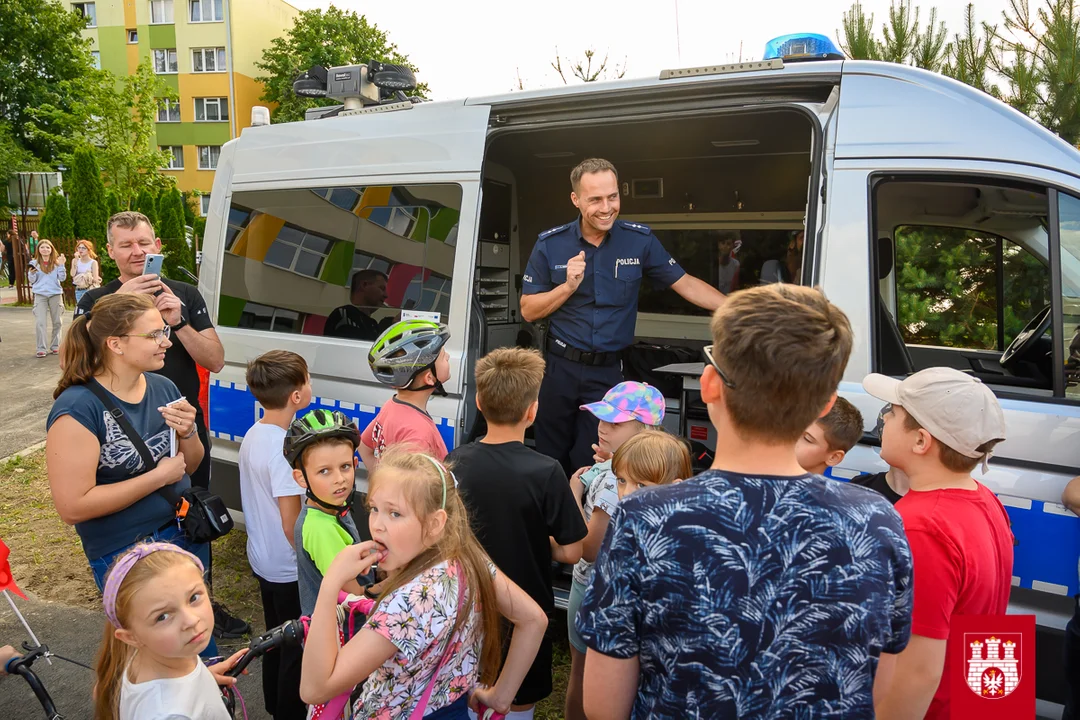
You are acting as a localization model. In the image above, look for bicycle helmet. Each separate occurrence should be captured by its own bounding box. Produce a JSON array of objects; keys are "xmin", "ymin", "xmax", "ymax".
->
[
  {"xmin": 284, "ymin": 409, "xmax": 361, "ymax": 517},
  {"xmin": 368, "ymin": 319, "xmax": 451, "ymax": 390}
]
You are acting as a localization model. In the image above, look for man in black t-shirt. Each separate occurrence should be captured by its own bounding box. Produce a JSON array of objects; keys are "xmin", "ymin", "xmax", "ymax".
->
[
  {"xmin": 450, "ymin": 347, "xmax": 587, "ymax": 712},
  {"xmin": 323, "ymin": 269, "xmax": 391, "ymax": 341}
]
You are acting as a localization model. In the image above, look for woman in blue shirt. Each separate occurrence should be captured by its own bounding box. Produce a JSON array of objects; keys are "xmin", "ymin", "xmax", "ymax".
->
[{"xmin": 27, "ymin": 239, "xmax": 66, "ymax": 358}]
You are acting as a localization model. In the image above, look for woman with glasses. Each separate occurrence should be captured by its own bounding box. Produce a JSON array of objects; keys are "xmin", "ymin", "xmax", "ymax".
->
[{"xmin": 43, "ymin": 294, "xmax": 214, "ymax": 650}]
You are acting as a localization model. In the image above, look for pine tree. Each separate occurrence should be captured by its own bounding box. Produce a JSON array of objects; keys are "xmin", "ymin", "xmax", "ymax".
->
[
  {"xmin": 181, "ymin": 191, "xmax": 197, "ymax": 227},
  {"xmin": 158, "ymin": 188, "xmax": 191, "ymax": 278},
  {"xmin": 67, "ymin": 146, "xmax": 116, "ymax": 281},
  {"xmin": 135, "ymin": 188, "xmax": 158, "ymax": 229},
  {"xmin": 38, "ymin": 190, "xmax": 75, "ymax": 240},
  {"xmin": 106, "ymin": 191, "xmax": 121, "ymax": 216}
]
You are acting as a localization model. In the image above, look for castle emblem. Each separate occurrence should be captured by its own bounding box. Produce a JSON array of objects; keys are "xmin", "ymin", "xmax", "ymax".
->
[{"xmin": 964, "ymin": 634, "xmax": 1022, "ymax": 699}]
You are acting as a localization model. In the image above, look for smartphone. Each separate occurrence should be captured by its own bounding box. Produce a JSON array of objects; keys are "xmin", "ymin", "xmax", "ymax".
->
[{"xmin": 143, "ymin": 254, "xmax": 164, "ymax": 277}]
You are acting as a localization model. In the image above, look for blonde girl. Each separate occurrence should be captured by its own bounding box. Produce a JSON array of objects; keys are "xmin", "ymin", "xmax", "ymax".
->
[
  {"xmin": 301, "ymin": 446, "xmax": 548, "ymax": 719},
  {"xmin": 93, "ymin": 542, "xmax": 244, "ymax": 720},
  {"xmin": 612, "ymin": 430, "xmax": 692, "ymax": 500},
  {"xmin": 71, "ymin": 239, "xmax": 101, "ymax": 305},
  {"xmin": 27, "ymin": 238, "xmax": 66, "ymax": 357}
]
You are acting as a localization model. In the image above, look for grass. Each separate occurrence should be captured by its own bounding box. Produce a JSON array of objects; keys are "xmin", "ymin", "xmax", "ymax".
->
[{"xmin": 0, "ymin": 449, "xmax": 573, "ymax": 717}]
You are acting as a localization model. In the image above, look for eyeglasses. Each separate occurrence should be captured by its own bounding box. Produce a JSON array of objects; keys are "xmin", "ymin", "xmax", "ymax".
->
[
  {"xmin": 121, "ymin": 325, "xmax": 172, "ymax": 345},
  {"xmin": 702, "ymin": 345, "xmax": 736, "ymax": 389}
]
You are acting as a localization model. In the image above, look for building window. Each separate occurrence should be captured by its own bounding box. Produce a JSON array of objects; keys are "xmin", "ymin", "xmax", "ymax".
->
[
  {"xmin": 197, "ymin": 145, "xmax": 221, "ymax": 170},
  {"xmin": 201, "ymin": 195, "xmax": 212, "ymax": 216},
  {"xmin": 152, "ymin": 49, "xmax": 178, "ymax": 74},
  {"xmin": 194, "ymin": 97, "xmax": 229, "ymax": 122},
  {"xmin": 161, "ymin": 146, "xmax": 184, "ymax": 170},
  {"xmin": 189, "ymin": 0, "xmax": 223, "ymax": 22},
  {"xmin": 127, "ymin": 29, "xmax": 139, "ymax": 43},
  {"xmin": 192, "ymin": 47, "xmax": 226, "ymax": 73},
  {"xmin": 90, "ymin": 51, "xmax": 101, "ymax": 69},
  {"xmin": 157, "ymin": 98, "xmax": 181, "ymax": 122},
  {"xmin": 224, "ymin": 206, "xmax": 251, "ymax": 251},
  {"xmin": 150, "ymin": 0, "xmax": 173, "ymax": 23},
  {"xmin": 73, "ymin": 2, "xmax": 96, "ymax": 27}
]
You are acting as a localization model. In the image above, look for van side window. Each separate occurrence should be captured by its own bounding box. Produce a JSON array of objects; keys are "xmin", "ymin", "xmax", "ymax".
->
[
  {"xmin": 873, "ymin": 179, "xmax": 1054, "ymax": 396},
  {"xmin": 1058, "ymin": 192, "xmax": 1080, "ymax": 399},
  {"xmin": 218, "ymin": 184, "xmax": 462, "ymax": 340}
]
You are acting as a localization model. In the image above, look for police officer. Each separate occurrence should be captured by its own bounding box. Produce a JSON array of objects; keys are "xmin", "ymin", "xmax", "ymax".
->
[{"xmin": 520, "ymin": 158, "xmax": 727, "ymax": 473}]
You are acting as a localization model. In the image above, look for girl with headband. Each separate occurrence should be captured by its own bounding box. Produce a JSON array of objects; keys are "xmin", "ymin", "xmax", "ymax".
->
[
  {"xmin": 93, "ymin": 542, "xmax": 245, "ymax": 720},
  {"xmin": 300, "ymin": 446, "xmax": 547, "ymax": 719}
]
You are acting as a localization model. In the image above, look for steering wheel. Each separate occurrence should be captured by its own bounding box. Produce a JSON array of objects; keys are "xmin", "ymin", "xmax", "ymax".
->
[{"xmin": 1000, "ymin": 304, "xmax": 1052, "ymax": 369}]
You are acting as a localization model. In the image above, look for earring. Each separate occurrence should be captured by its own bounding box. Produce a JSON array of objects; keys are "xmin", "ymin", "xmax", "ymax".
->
[{"xmin": 118, "ymin": 351, "xmax": 124, "ymax": 355}]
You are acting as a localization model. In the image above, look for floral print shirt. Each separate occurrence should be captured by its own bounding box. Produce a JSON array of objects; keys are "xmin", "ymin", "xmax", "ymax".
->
[{"xmin": 356, "ymin": 561, "xmax": 481, "ymax": 719}]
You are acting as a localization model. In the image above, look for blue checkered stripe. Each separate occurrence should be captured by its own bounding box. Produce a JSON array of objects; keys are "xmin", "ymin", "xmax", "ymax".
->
[{"xmin": 208, "ymin": 380, "xmax": 457, "ymax": 454}]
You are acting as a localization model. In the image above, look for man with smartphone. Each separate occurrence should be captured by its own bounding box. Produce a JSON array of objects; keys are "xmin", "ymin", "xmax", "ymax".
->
[{"xmin": 69, "ymin": 211, "xmax": 250, "ymax": 639}]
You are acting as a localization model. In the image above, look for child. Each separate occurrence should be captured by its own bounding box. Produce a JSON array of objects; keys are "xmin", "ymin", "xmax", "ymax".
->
[
  {"xmin": 300, "ymin": 447, "xmax": 549, "ymax": 719},
  {"xmin": 794, "ymin": 396, "xmax": 863, "ymax": 475},
  {"xmin": 450, "ymin": 347, "xmax": 587, "ymax": 717},
  {"xmin": 240, "ymin": 350, "xmax": 311, "ymax": 720},
  {"xmin": 865, "ymin": 367, "xmax": 1012, "ymax": 720},
  {"xmin": 285, "ymin": 409, "xmax": 367, "ymax": 616},
  {"xmin": 611, "ymin": 430, "xmax": 692, "ymax": 500},
  {"xmin": 577, "ymin": 284, "xmax": 913, "ymax": 719},
  {"xmin": 27, "ymin": 238, "xmax": 66, "ymax": 358},
  {"xmin": 92, "ymin": 542, "xmax": 245, "ymax": 720},
  {"xmin": 360, "ymin": 319, "xmax": 452, "ymax": 468},
  {"xmin": 564, "ymin": 381, "xmax": 664, "ymax": 720},
  {"xmin": 849, "ymin": 404, "xmax": 909, "ymax": 504}
]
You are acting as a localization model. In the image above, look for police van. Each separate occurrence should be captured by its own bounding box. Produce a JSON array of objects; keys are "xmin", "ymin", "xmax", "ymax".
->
[{"xmin": 198, "ymin": 35, "xmax": 1079, "ymax": 703}]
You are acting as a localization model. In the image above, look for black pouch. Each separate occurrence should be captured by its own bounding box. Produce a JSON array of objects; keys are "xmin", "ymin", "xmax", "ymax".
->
[{"xmin": 621, "ymin": 342, "xmax": 701, "ymax": 398}]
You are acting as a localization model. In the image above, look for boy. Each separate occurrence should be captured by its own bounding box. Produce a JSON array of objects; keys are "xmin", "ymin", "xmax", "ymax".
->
[
  {"xmin": 284, "ymin": 408, "xmax": 366, "ymax": 616},
  {"xmin": 578, "ymin": 284, "xmax": 913, "ymax": 719},
  {"xmin": 794, "ymin": 396, "xmax": 863, "ymax": 475},
  {"xmin": 360, "ymin": 319, "xmax": 451, "ymax": 467},
  {"xmin": 866, "ymin": 367, "xmax": 1012, "ymax": 720},
  {"xmin": 565, "ymin": 381, "xmax": 664, "ymax": 720},
  {"xmin": 240, "ymin": 351, "xmax": 312, "ymax": 720},
  {"xmin": 450, "ymin": 347, "xmax": 587, "ymax": 719},
  {"xmin": 850, "ymin": 405, "xmax": 909, "ymax": 505}
]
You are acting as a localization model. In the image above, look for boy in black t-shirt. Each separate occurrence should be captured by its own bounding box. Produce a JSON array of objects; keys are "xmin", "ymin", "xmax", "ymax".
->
[{"xmin": 450, "ymin": 347, "xmax": 587, "ymax": 717}]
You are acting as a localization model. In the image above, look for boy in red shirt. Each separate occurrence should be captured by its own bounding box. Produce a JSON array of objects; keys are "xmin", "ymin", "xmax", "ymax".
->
[
  {"xmin": 866, "ymin": 367, "xmax": 1013, "ymax": 720},
  {"xmin": 359, "ymin": 319, "xmax": 451, "ymax": 468}
]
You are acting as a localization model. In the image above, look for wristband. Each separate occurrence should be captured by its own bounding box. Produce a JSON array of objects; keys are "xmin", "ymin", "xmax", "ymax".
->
[
  {"xmin": 181, "ymin": 425, "xmax": 198, "ymax": 440},
  {"xmin": 171, "ymin": 318, "xmax": 188, "ymax": 332}
]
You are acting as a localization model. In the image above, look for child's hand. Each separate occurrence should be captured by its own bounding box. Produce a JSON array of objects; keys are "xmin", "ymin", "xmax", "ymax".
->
[
  {"xmin": 470, "ymin": 685, "xmax": 512, "ymax": 716},
  {"xmin": 0, "ymin": 645, "xmax": 19, "ymax": 674},
  {"xmin": 208, "ymin": 649, "xmax": 247, "ymax": 687},
  {"xmin": 325, "ymin": 541, "xmax": 385, "ymax": 590},
  {"xmin": 571, "ymin": 466, "xmax": 589, "ymax": 485},
  {"xmin": 591, "ymin": 443, "xmax": 613, "ymax": 464}
]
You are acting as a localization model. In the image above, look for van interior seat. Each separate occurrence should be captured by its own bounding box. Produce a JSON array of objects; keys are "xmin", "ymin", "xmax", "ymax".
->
[{"xmin": 876, "ymin": 236, "xmax": 915, "ymax": 377}]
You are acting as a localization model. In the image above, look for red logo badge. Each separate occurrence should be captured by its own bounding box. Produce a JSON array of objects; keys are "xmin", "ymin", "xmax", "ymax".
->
[{"xmin": 950, "ymin": 615, "xmax": 1035, "ymax": 719}]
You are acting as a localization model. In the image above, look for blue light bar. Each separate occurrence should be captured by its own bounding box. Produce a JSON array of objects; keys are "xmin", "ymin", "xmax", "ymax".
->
[{"xmin": 763, "ymin": 33, "xmax": 845, "ymax": 62}]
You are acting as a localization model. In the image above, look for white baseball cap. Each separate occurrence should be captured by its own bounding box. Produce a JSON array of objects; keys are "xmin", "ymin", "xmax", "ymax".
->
[{"xmin": 862, "ymin": 367, "xmax": 1006, "ymax": 473}]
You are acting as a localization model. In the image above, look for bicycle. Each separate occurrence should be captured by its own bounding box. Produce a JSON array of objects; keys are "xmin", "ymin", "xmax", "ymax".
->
[
  {"xmin": 220, "ymin": 618, "xmax": 305, "ymax": 719},
  {"xmin": 5, "ymin": 643, "xmax": 66, "ymax": 720}
]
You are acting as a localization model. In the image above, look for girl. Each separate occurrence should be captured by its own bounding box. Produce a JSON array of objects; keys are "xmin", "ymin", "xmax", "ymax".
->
[
  {"xmin": 27, "ymin": 238, "xmax": 66, "ymax": 358},
  {"xmin": 301, "ymin": 446, "xmax": 548, "ymax": 719},
  {"xmin": 93, "ymin": 542, "xmax": 245, "ymax": 720},
  {"xmin": 71, "ymin": 239, "xmax": 102, "ymax": 305},
  {"xmin": 46, "ymin": 293, "xmax": 206, "ymax": 594},
  {"xmin": 611, "ymin": 430, "xmax": 692, "ymax": 500}
]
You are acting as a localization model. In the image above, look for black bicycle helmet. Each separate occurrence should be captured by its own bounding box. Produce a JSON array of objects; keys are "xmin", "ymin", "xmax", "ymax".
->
[{"xmin": 284, "ymin": 409, "xmax": 360, "ymax": 469}]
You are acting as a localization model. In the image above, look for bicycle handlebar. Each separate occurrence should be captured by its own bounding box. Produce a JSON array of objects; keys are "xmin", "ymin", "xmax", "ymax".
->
[
  {"xmin": 226, "ymin": 619, "xmax": 305, "ymax": 678},
  {"xmin": 8, "ymin": 644, "xmax": 65, "ymax": 720}
]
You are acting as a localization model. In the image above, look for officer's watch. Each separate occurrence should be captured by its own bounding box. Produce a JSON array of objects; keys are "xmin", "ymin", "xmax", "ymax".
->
[{"xmin": 170, "ymin": 318, "xmax": 188, "ymax": 332}]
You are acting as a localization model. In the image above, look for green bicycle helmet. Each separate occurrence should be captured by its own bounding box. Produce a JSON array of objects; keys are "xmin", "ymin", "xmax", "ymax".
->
[
  {"xmin": 284, "ymin": 409, "xmax": 360, "ymax": 468},
  {"xmin": 368, "ymin": 319, "xmax": 451, "ymax": 389}
]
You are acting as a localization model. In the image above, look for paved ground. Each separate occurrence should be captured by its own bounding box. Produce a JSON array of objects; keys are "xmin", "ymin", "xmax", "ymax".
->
[
  {"xmin": 0, "ymin": 594, "xmax": 271, "ymax": 720},
  {"xmin": 0, "ymin": 306, "xmax": 64, "ymax": 459}
]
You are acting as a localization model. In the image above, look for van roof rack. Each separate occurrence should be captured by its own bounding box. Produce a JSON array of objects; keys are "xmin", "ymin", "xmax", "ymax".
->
[
  {"xmin": 294, "ymin": 60, "xmax": 424, "ymax": 121},
  {"xmin": 660, "ymin": 58, "xmax": 783, "ymax": 80}
]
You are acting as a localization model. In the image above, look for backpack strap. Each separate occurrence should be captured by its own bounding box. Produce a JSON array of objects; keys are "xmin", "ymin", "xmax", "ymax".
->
[
  {"xmin": 83, "ymin": 380, "xmax": 180, "ymax": 508},
  {"xmin": 409, "ymin": 562, "xmax": 468, "ymax": 720}
]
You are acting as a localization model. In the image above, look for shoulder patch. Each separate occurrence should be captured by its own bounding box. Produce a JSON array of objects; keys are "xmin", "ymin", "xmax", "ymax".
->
[
  {"xmin": 618, "ymin": 220, "xmax": 652, "ymax": 235},
  {"xmin": 538, "ymin": 221, "xmax": 574, "ymax": 241}
]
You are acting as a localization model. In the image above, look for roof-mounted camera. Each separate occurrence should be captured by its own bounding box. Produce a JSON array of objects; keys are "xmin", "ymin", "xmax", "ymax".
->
[{"xmin": 293, "ymin": 60, "xmax": 422, "ymax": 121}]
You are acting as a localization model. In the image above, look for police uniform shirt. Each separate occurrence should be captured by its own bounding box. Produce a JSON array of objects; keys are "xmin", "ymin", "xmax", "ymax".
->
[{"xmin": 522, "ymin": 219, "xmax": 686, "ymax": 353}]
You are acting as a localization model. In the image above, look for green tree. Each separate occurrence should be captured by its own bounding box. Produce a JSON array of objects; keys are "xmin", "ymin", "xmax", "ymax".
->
[
  {"xmin": 67, "ymin": 146, "xmax": 115, "ymax": 281},
  {"xmin": 106, "ymin": 190, "xmax": 121, "ymax": 216},
  {"xmin": 87, "ymin": 59, "xmax": 178, "ymax": 208},
  {"xmin": 181, "ymin": 191, "xmax": 197, "ymax": 227},
  {"xmin": 839, "ymin": 2, "xmax": 881, "ymax": 60},
  {"xmin": 0, "ymin": 0, "xmax": 99, "ymax": 164},
  {"xmin": 38, "ymin": 190, "xmax": 74, "ymax": 240},
  {"xmin": 158, "ymin": 188, "xmax": 191, "ymax": 277},
  {"xmin": 941, "ymin": 4, "xmax": 999, "ymax": 95},
  {"xmin": 0, "ymin": 122, "xmax": 47, "ymax": 215},
  {"xmin": 135, "ymin": 188, "xmax": 159, "ymax": 229},
  {"xmin": 255, "ymin": 6, "xmax": 427, "ymax": 123}
]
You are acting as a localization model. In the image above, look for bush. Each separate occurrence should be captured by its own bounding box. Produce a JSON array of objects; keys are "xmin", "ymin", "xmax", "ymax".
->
[{"xmin": 38, "ymin": 191, "xmax": 74, "ymax": 240}]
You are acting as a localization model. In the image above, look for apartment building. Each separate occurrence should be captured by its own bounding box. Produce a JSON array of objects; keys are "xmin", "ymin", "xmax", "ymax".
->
[{"xmin": 67, "ymin": 0, "xmax": 299, "ymax": 210}]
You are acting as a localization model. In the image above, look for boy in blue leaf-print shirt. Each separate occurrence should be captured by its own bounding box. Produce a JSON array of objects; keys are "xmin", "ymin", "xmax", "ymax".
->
[{"xmin": 577, "ymin": 284, "xmax": 913, "ymax": 720}]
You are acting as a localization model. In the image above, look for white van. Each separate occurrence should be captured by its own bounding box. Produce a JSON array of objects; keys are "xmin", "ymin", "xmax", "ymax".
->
[{"xmin": 198, "ymin": 49, "xmax": 1080, "ymax": 704}]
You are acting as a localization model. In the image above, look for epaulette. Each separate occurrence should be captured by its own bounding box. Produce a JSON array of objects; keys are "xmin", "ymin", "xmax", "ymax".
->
[
  {"xmin": 618, "ymin": 220, "xmax": 652, "ymax": 235},
  {"xmin": 537, "ymin": 221, "xmax": 575, "ymax": 241}
]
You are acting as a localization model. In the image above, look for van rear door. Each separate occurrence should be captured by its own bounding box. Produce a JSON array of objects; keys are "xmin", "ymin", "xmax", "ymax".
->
[{"xmin": 199, "ymin": 102, "xmax": 491, "ymax": 503}]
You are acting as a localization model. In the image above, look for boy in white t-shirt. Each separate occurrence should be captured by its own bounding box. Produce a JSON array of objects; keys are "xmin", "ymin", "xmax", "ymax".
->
[{"xmin": 240, "ymin": 350, "xmax": 312, "ymax": 720}]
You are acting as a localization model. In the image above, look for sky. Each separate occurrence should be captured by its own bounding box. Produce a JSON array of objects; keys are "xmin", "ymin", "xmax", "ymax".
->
[{"xmin": 284, "ymin": 0, "xmax": 1017, "ymax": 100}]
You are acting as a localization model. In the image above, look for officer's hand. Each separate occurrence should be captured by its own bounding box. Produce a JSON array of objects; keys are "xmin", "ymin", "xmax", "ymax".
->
[{"xmin": 566, "ymin": 251, "xmax": 586, "ymax": 292}]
